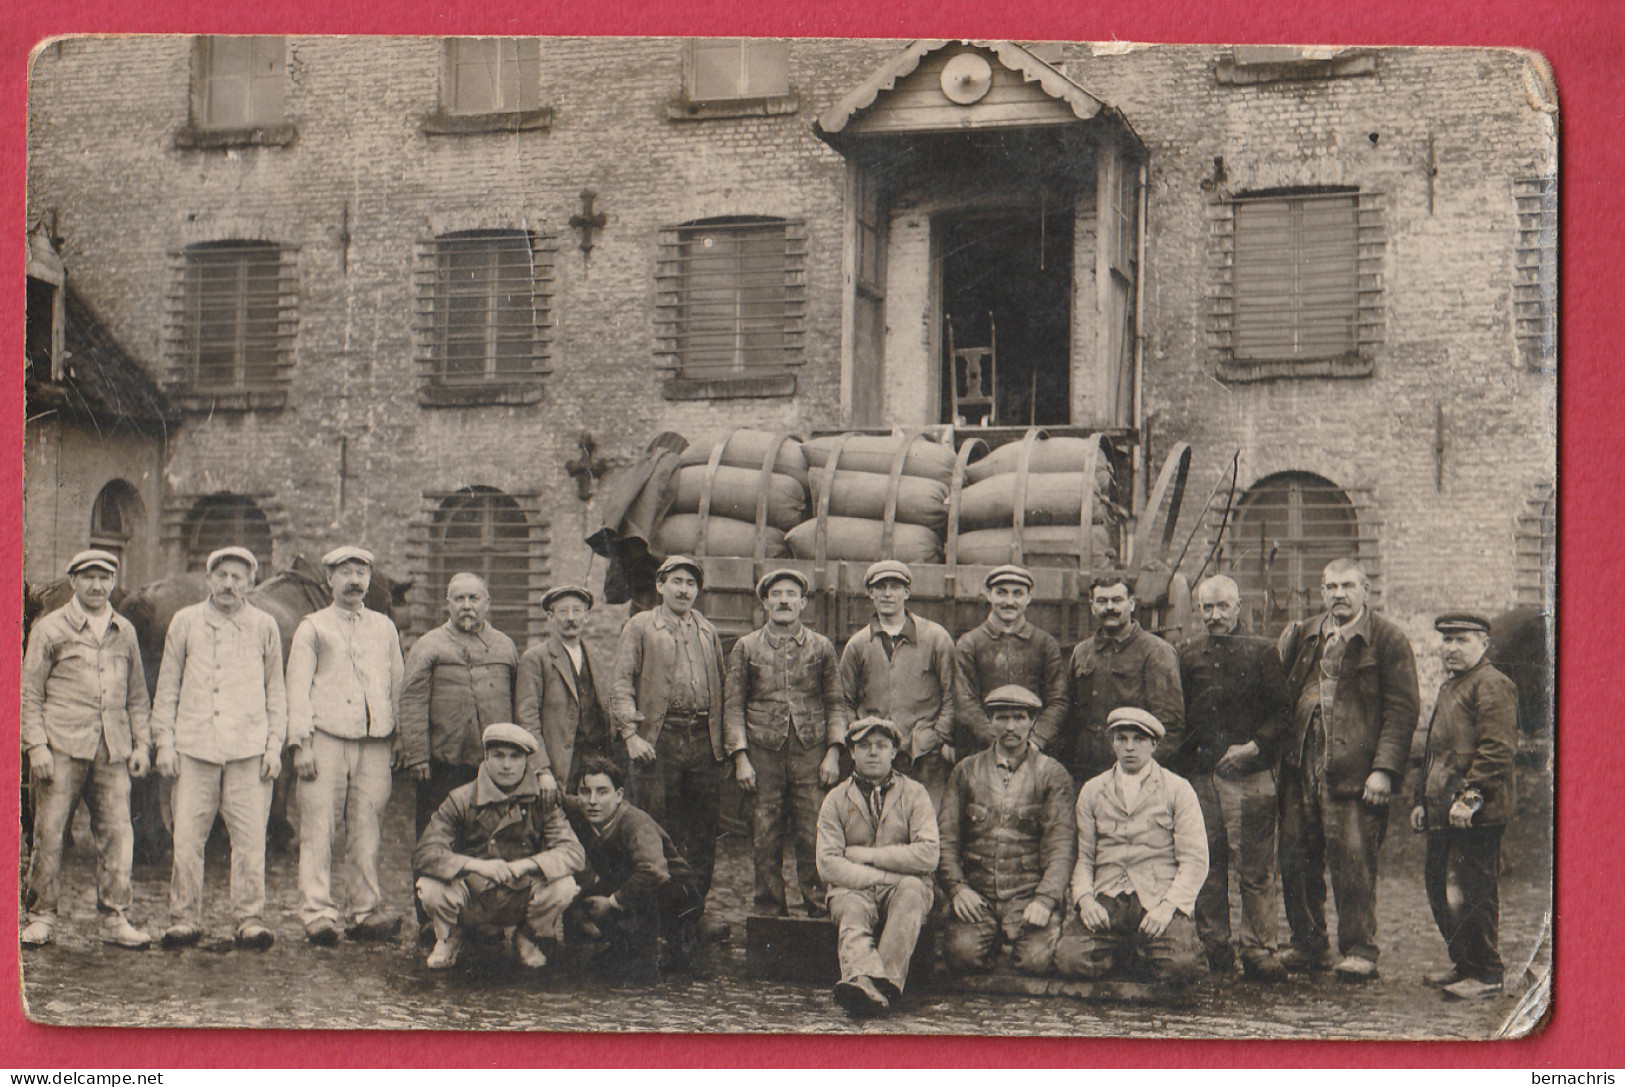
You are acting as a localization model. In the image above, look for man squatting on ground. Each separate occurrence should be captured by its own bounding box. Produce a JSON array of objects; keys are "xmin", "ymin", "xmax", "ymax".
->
[
  {"xmin": 938, "ymin": 685, "xmax": 1075, "ymax": 977},
  {"xmin": 1408, "ymin": 611, "xmax": 1519, "ymax": 1002},
  {"xmin": 150, "ymin": 546, "xmax": 287, "ymax": 951},
  {"xmin": 839, "ymin": 560, "xmax": 957, "ymax": 810},
  {"xmin": 285, "ymin": 545, "xmax": 406, "ymax": 946},
  {"xmin": 1276, "ymin": 559, "xmax": 1420, "ymax": 981},
  {"xmin": 1172, "ymin": 574, "xmax": 1292, "ymax": 981},
  {"xmin": 413, "ymin": 723, "xmax": 584, "ymax": 969},
  {"xmin": 609, "ymin": 555, "xmax": 730, "ymax": 943},
  {"xmin": 20, "ymin": 549, "xmax": 154, "ymax": 949},
  {"xmin": 1056, "ymin": 707, "xmax": 1208, "ymax": 984},
  {"xmin": 727, "ymin": 568, "xmax": 847, "ymax": 918},
  {"xmin": 817, "ymin": 717, "xmax": 940, "ymax": 1018},
  {"xmin": 953, "ymin": 565, "xmax": 1068, "ymax": 763},
  {"xmin": 561, "ymin": 755, "xmax": 705, "ymax": 978}
]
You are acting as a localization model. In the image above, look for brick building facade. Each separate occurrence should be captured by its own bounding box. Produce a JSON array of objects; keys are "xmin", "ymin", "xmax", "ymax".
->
[{"xmin": 24, "ymin": 36, "xmax": 1556, "ymax": 647}]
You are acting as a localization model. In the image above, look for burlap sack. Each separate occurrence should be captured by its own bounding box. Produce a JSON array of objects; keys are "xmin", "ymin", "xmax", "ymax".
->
[
  {"xmin": 957, "ymin": 472, "xmax": 1109, "ymax": 530},
  {"xmin": 678, "ymin": 430, "xmax": 810, "ymax": 489},
  {"xmin": 803, "ymin": 434, "xmax": 957, "ymax": 483},
  {"xmin": 964, "ymin": 436, "xmax": 1115, "ymax": 487},
  {"xmin": 786, "ymin": 517, "xmax": 943, "ymax": 564},
  {"xmin": 654, "ymin": 514, "xmax": 788, "ymax": 559},
  {"xmin": 669, "ymin": 464, "xmax": 807, "ymax": 532},
  {"xmin": 810, "ymin": 470, "xmax": 950, "ymax": 531}
]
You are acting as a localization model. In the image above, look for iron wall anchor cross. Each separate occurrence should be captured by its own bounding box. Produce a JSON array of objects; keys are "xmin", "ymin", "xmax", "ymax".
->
[{"xmin": 570, "ymin": 190, "xmax": 608, "ymax": 256}]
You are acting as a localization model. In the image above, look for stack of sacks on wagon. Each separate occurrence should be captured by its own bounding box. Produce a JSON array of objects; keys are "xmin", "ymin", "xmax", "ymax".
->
[
  {"xmin": 654, "ymin": 430, "xmax": 808, "ymax": 559},
  {"xmin": 952, "ymin": 433, "xmax": 1118, "ymax": 568},
  {"xmin": 787, "ymin": 432, "xmax": 955, "ymax": 564}
]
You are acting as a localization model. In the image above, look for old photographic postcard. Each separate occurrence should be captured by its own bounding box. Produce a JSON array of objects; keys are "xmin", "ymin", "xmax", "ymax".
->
[{"xmin": 20, "ymin": 33, "xmax": 1555, "ymax": 1040}]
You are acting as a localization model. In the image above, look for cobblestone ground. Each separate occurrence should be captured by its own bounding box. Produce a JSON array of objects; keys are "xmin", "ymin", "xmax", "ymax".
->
[{"xmin": 20, "ymin": 776, "xmax": 1552, "ymax": 1040}]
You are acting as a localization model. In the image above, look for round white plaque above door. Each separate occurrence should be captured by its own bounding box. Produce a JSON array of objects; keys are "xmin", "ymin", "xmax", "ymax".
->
[{"xmin": 940, "ymin": 53, "xmax": 994, "ymax": 104}]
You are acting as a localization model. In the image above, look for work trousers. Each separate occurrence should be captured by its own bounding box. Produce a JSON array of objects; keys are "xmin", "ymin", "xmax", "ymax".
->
[
  {"xmin": 1054, "ymin": 892, "xmax": 1204, "ymax": 982},
  {"xmin": 571, "ymin": 876, "xmax": 704, "ymax": 963},
  {"xmin": 1424, "ymin": 825, "xmax": 1505, "ymax": 984},
  {"xmin": 748, "ymin": 730, "xmax": 827, "ymax": 914},
  {"xmin": 297, "ymin": 731, "xmax": 393, "ymax": 930},
  {"xmin": 415, "ymin": 873, "xmax": 579, "ymax": 942},
  {"xmin": 26, "ymin": 740, "xmax": 134, "ymax": 923},
  {"xmin": 413, "ymin": 760, "xmax": 480, "ymax": 925},
  {"xmin": 170, "ymin": 754, "xmax": 272, "ymax": 930},
  {"xmin": 1278, "ymin": 761, "xmax": 1388, "ymax": 963},
  {"xmin": 1192, "ymin": 768, "xmax": 1280, "ymax": 966},
  {"xmin": 827, "ymin": 875, "xmax": 933, "ymax": 993},
  {"xmin": 629, "ymin": 713, "xmax": 720, "ymax": 897},
  {"xmin": 942, "ymin": 893, "xmax": 1063, "ymax": 976}
]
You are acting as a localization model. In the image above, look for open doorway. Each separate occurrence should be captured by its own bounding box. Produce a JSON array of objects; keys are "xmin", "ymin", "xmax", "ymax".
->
[{"xmin": 937, "ymin": 207, "xmax": 1073, "ymax": 427}]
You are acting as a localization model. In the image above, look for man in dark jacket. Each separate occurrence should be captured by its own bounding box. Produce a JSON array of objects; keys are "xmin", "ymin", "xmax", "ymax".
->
[
  {"xmin": 1407, "ymin": 612, "xmax": 1519, "ymax": 1001},
  {"xmin": 938, "ymin": 685, "xmax": 1075, "ymax": 976},
  {"xmin": 1065, "ymin": 572, "xmax": 1183, "ymax": 785},
  {"xmin": 953, "ymin": 565, "xmax": 1068, "ymax": 760},
  {"xmin": 562, "ymin": 755, "xmax": 703, "ymax": 979},
  {"xmin": 1277, "ymin": 558, "xmax": 1420, "ymax": 981},
  {"xmin": 412, "ymin": 723, "xmax": 584, "ymax": 971},
  {"xmin": 515, "ymin": 585, "xmax": 616, "ymax": 803}
]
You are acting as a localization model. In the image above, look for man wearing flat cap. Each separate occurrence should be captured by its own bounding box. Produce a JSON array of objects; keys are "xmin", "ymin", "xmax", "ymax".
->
[
  {"xmin": 413, "ymin": 723, "xmax": 584, "ymax": 970},
  {"xmin": 517, "ymin": 584, "xmax": 615, "ymax": 805},
  {"xmin": 938, "ymin": 685, "xmax": 1076, "ymax": 977},
  {"xmin": 726, "ymin": 567, "xmax": 846, "ymax": 917},
  {"xmin": 1055, "ymin": 707, "xmax": 1208, "ymax": 985},
  {"xmin": 954, "ymin": 564, "xmax": 1068, "ymax": 762},
  {"xmin": 285, "ymin": 545, "xmax": 405, "ymax": 946},
  {"xmin": 1066, "ymin": 572, "xmax": 1184, "ymax": 788},
  {"xmin": 839, "ymin": 560, "xmax": 957, "ymax": 809},
  {"xmin": 1406, "ymin": 612, "xmax": 1518, "ymax": 1001},
  {"xmin": 21, "ymin": 550, "xmax": 154, "ymax": 949},
  {"xmin": 150, "ymin": 546, "xmax": 286, "ymax": 950},
  {"xmin": 816, "ymin": 717, "xmax": 940, "ymax": 1018},
  {"xmin": 609, "ymin": 554, "xmax": 730, "ymax": 940}
]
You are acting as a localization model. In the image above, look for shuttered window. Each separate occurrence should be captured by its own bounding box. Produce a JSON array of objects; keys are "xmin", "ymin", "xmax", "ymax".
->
[
  {"xmin": 90, "ymin": 481, "xmax": 144, "ymax": 590},
  {"xmin": 416, "ymin": 230, "xmax": 553, "ymax": 387},
  {"xmin": 687, "ymin": 39, "xmax": 789, "ymax": 102},
  {"xmin": 1514, "ymin": 177, "xmax": 1557, "ymax": 372},
  {"xmin": 170, "ymin": 241, "xmax": 296, "ymax": 394},
  {"xmin": 445, "ymin": 38, "xmax": 541, "ymax": 114},
  {"xmin": 421, "ymin": 488, "xmax": 546, "ymax": 647},
  {"xmin": 655, "ymin": 217, "xmax": 806, "ymax": 380},
  {"xmin": 193, "ymin": 36, "xmax": 285, "ymax": 129},
  {"xmin": 183, "ymin": 494, "xmax": 273, "ymax": 573},
  {"xmin": 1513, "ymin": 483, "xmax": 1556, "ymax": 608},
  {"xmin": 1225, "ymin": 473, "xmax": 1372, "ymax": 637}
]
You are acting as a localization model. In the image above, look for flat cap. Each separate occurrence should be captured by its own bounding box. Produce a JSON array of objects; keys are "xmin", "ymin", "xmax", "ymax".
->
[
  {"xmin": 845, "ymin": 717, "xmax": 902, "ymax": 748},
  {"xmin": 322, "ymin": 545, "xmax": 375, "ymax": 568},
  {"xmin": 985, "ymin": 564, "xmax": 1034, "ymax": 591},
  {"xmin": 756, "ymin": 568, "xmax": 810, "ymax": 599},
  {"xmin": 66, "ymin": 549, "xmax": 120, "ymax": 576},
  {"xmin": 1106, "ymin": 706, "xmax": 1165, "ymax": 740},
  {"xmin": 863, "ymin": 559, "xmax": 913, "ymax": 589},
  {"xmin": 206, "ymin": 546, "xmax": 259, "ymax": 578},
  {"xmin": 541, "ymin": 585, "xmax": 595, "ymax": 611},
  {"xmin": 983, "ymin": 684, "xmax": 1043, "ymax": 712},
  {"xmin": 656, "ymin": 554, "xmax": 704, "ymax": 588},
  {"xmin": 481, "ymin": 723, "xmax": 539, "ymax": 754},
  {"xmin": 1435, "ymin": 611, "xmax": 1492, "ymax": 635}
]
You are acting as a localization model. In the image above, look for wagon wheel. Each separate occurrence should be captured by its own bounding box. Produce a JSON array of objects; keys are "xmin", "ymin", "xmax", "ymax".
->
[{"xmin": 1128, "ymin": 441, "xmax": 1192, "ymax": 606}]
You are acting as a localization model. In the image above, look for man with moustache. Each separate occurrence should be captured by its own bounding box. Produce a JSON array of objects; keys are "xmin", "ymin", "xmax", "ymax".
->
[
  {"xmin": 286, "ymin": 546, "xmax": 406, "ymax": 946},
  {"xmin": 938, "ymin": 685, "xmax": 1075, "ymax": 977},
  {"xmin": 609, "ymin": 555, "xmax": 730, "ymax": 941},
  {"xmin": 838, "ymin": 560, "xmax": 957, "ymax": 809},
  {"xmin": 1171, "ymin": 575, "xmax": 1292, "ymax": 980},
  {"xmin": 727, "ymin": 568, "xmax": 846, "ymax": 917},
  {"xmin": 20, "ymin": 550, "xmax": 154, "ymax": 949},
  {"xmin": 953, "ymin": 565, "xmax": 1068, "ymax": 761},
  {"xmin": 1065, "ymin": 573, "xmax": 1183, "ymax": 787},
  {"xmin": 516, "ymin": 584, "xmax": 615, "ymax": 803},
  {"xmin": 1277, "ymin": 558, "xmax": 1419, "ymax": 981},
  {"xmin": 150, "ymin": 546, "xmax": 287, "ymax": 950}
]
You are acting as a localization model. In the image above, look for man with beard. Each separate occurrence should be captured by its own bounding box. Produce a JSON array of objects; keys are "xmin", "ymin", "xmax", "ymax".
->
[
  {"xmin": 1171, "ymin": 575, "xmax": 1291, "ymax": 980},
  {"xmin": 1065, "ymin": 573, "xmax": 1183, "ymax": 786},
  {"xmin": 151, "ymin": 546, "xmax": 287, "ymax": 950},
  {"xmin": 953, "ymin": 565, "xmax": 1068, "ymax": 761},
  {"xmin": 726, "ymin": 568, "xmax": 846, "ymax": 917},
  {"xmin": 286, "ymin": 546, "xmax": 405, "ymax": 946},
  {"xmin": 1277, "ymin": 558, "xmax": 1419, "ymax": 981},
  {"xmin": 516, "ymin": 584, "xmax": 615, "ymax": 802}
]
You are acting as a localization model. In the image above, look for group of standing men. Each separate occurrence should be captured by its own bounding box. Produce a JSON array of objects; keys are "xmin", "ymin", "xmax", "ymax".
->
[{"xmin": 21, "ymin": 542, "xmax": 1519, "ymax": 1013}]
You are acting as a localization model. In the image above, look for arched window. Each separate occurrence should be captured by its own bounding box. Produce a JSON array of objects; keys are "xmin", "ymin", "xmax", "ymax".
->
[
  {"xmin": 1227, "ymin": 472, "xmax": 1361, "ymax": 636},
  {"xmin": 184, "ymin": 493, "xmax": 273, "ymax": 573},
  {"xmin": 430, "ymin": 487, "xmax": 534, "ymax": 645},
  {"xmin": 90, "ymin": 480, "xmax": 146, "ymax": 588}
]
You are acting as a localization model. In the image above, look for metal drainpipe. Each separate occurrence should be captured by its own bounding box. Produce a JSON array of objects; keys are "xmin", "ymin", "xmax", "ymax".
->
[{"xmin": 1133, "ymin": 159, "xmax": 1150, "ymax": 535}]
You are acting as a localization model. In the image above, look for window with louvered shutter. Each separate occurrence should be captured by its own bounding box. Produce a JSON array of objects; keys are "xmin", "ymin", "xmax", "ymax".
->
[
  {"xmin": 655, "ymin": 217, "xmax": 806, "ymax": 380},
  {"xmin": 1226, "ymin": 472, "xmax": 1369, "ymax": 637},
  {"xmin": 194, "ymin": 36, "xmax": 285, "ymax": 129},
  {"xmin": 445, "ymin": 38, "xmax": 541, "ymax": 114},
  {"xmin": 1513, "ymin": 177, "xmax": 1556, "ymax": 372},
  {"xmin": 686, "ymin": 39, "xmax": 789, "ymax": 102},
  {"xmin": 416, "ymin": 230, "xmax": 553, "ymax": 387},
  {"xmin": 183, "ymin": 494, "xmax": 273, "ymax": 573},
  {"xmin": 170, "ymin": 241, "xmax": 296, "ymax": 394},
  {"xmin": 426, "ymin": 488, "xmax": 542, "ymax": 647}
]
